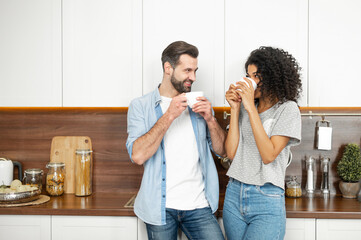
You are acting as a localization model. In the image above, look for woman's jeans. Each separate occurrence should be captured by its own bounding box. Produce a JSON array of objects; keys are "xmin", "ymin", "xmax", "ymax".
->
[
  {"xmin": 145, "ymin": 207, "xmax": 224, "ymax": 240},
  {"xmin": 223, "ymin": 178, "xmax": 286, "ymax": 240}
]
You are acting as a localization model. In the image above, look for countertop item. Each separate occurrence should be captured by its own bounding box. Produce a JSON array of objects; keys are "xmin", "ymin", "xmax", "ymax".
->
[
  {"xmin": 0, "ymin": 158, "xmax": 22, "ymax": 186},
  {"xmin": 0, "ymin": 195, "xmax": 50, "ymax": 207},
  {"xmin": 50, "ymin": 136, "xmax": 92, "ymax": 194},
  {"xmin": 23, "ymin": 168, "xmax": 44, "ymax": 192},
  {"xmin": 75, "ymin": 149, "xmax": 93, "ymax": 196},
  {"xmin": 285, "ymin": 176, "xmax": 302, "ymax": 198},
  {"xmin": 46, "ymin": 162, "xmax": 65, "ymax": 196},
  {"xmin": 0, "ymin": 189, "xmax": 41, "ymax": 204},
  {"xmin": 1, "ymin": 193, "xmax": 361, "ymax": 219}
]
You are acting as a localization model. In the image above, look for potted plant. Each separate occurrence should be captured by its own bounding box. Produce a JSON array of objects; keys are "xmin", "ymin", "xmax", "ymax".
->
[{"xmin": 337, "ymin": 143, "xmax": 361, "ymax": 198}]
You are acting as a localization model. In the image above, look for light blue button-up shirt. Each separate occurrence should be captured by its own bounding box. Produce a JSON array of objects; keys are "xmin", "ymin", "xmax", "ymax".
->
[{"xmin": 126, "ymin": 88, "xmax": 220, "ymax": 225}]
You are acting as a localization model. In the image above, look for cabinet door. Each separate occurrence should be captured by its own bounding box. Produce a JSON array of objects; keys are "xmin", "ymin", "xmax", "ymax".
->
[
  {"xmin": 317, "ymin": 219, "xmax": 361, "ymax": 240},
  {"xmin": 285, "ymin": 218, "xmax": 315, "ymax": 240},
  {"xmin": 225, "ymin": 0, "xmax": 308, "ymax": 107},
  {"xmin": 0, "ymin": 215, "xmax": 51, "ymax": 240},
  {"xmin": 309, "ymin": 0, "xmax": 361, "ymax": 106},
  {"xmin": 62, "ymin": 0, "xmax": 142, "ymax": 107},
  {"xmin": 142, "ymin": 0, "xmax": 225, "ymax": 106},
  {"xmin": 0, "ymin": 0, "xmax": 62, "ymax": 106},
  {"xmin": 52, "ymin": 216, "xmax": 137, "ymax": 240}
]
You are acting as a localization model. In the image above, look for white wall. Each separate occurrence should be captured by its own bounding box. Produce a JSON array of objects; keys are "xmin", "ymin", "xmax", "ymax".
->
[{"xmin": 1, "ymin": 0, "xmax": 360, "ymax": 107}]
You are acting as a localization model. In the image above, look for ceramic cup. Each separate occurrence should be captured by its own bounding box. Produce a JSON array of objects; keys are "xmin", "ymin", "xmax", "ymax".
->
[
  {"xmin": 235, "ymin": 77, "xmax": 257, "ymax": 91},
  {"xmin": 186, "ymin": 91, "xmax": 204, "ymax": 108}
]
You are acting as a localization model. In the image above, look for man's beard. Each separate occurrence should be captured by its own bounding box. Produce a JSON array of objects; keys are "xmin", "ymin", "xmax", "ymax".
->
[{"xmin": 170, "ymin": 73, "xmax": 192, "ymax": 93}]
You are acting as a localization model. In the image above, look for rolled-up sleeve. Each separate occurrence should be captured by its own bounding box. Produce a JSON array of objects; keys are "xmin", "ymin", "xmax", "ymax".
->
[{"xmin": 126, "ymin": 99, "xmax": 147, "ymax": 163}]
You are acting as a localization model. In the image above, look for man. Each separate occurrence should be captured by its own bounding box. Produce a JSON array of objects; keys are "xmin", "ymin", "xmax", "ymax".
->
[{"xmin": 126, "ymin": 41, "xmax": 226, "ymax": 240}]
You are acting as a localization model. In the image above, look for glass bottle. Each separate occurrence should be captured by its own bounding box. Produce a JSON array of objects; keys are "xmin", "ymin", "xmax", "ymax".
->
[
  {"xmin": 23, "ymin": 168, "xmax": 43, "ymax": 191},
  {"xmin": 320, "ymin": 157, "xmax": 330, "ymax": 194},
  {"xmin": 286, "ymin": 176, "xmax": 302, "ymax": 198},
  {"xmin": 46, "ymin": 162, "xmax": 65, "ymax": 196},
  {"xmin": 75, "ymin": 149, "xmax": 93, "ymax": 196}
]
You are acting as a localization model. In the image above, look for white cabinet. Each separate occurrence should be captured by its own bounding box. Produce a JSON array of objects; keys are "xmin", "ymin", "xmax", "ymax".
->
[
  {"xmin": 0, "ymin": 215, "xmax": 137, "ymax": 240},
  {"xmin": 285, "ymin": 218, "xmax": 315, "ymax": 240},
  {"xmin": 52, "ymin": 216, "xmax": 137, "ymax": 240},
  {"xmin": 142, "ymin": 0, "xmax": 225, "ymax": 106},
  {"xmin": 309, "ymin": 0, "xmax": 361, "ymax": 107},
  {"xmin": 0, "ymin": 0, "xmax": 62, "ymax": 107},
  {"xmin": 2, "ymin": 1, "xmax": 361, "ymax": 107},
  {"xmin": 317, "ymin": 219, "xmax": 361, "ymax": 240},
  {"xmin": 62, "ymin": 0, "xmax": 142, "ymax": 107},
  {"xmin": 0, "ymin": 215, "xmax": 51, "ymax": 240},
  {"xmin": 225, "ymin": 0, "xmax": 308, "ymax": 107}
]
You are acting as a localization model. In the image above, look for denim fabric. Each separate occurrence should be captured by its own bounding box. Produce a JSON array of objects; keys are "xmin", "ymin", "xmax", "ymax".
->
[
  {"xmin": 146, "ymin": 207, "xmax": 224, "ymax": 240},
  {"xmin": 126, "ymin": 88, "xmax": 220, "ymax": 225},
  {"xmin": 223, "ymin": 178, "xmax": 286, "ymax": 240}
]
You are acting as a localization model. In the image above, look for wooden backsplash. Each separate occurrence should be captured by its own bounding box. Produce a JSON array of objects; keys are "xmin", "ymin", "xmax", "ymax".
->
[{"xmin": 0, "ymin": 107, "xmax": 360, "ymax": 195}]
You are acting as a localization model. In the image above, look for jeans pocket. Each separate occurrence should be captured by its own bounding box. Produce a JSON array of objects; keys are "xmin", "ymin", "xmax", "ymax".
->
[{"xmin": 256, "ymin": 183, "xmax": 284, "ymax": 198}]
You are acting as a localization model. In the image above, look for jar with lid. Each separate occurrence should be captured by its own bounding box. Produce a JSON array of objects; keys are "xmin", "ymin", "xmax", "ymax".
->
[
  {"xmin": 23, "ymin": 168, "xmax": 43, "ymax": 191},
  {"xmin": 46, "ymin": 162, "xmax": 65, "ymax": 196},
  {"xmin": 285, "ymin": 176, "xmax": 302, "ymax": 198},
  {"xmin": 75, "ymin": 149, "xmax": 93, "ymax": 196}
]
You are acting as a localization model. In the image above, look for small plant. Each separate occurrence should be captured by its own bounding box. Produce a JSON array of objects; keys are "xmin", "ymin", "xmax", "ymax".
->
[{"xmin": 337, "ymin": 143, "xmax": 361, "ymax": 182}]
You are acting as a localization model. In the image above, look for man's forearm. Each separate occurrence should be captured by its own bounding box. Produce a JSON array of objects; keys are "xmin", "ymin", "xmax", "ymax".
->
[{"xmin": 132, "ymin": 112, "xmax": 174, "ymax": 165}]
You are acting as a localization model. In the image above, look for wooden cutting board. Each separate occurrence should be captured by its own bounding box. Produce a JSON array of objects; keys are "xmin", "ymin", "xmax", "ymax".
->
[{"xmin": 50, "ymin": 136, "xmax": 92, "ymax": 194}]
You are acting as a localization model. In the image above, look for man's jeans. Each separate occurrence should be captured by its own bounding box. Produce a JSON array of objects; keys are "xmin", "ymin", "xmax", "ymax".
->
[
  {"xmin": 223, "ymin": 178, "xmax": 286, "ymax": 240},
  {"xmin": 145, "ymin": 207, "xmax": 224, "ymax": 240}
]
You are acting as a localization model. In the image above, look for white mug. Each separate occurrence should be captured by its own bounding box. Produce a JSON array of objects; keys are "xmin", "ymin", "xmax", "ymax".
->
[
  {"xmin": 186, "ymin": 91, "xmax": 204, "ymax": 108},
  {"xmin": 235, "ymin": 77, "xmax": 257, "ymax": 91}
]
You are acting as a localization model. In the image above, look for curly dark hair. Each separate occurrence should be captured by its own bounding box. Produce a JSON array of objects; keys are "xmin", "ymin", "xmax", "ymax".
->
[{"xmin": 245, "ymin": 46, "xmax": 302, "ymax": 104}]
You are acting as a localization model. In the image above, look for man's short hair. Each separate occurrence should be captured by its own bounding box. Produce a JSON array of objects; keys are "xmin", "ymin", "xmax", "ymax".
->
[{"xmin": 161, "ymin": 41, "xmax": 199, "ymax": 71}]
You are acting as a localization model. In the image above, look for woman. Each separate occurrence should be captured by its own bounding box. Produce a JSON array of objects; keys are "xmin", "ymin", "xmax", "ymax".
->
[{"xmin": 223, "ymin": 46, "xmax": 302, "ymax": 240}]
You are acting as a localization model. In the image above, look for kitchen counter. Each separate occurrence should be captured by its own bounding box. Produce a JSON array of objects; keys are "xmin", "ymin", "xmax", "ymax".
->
[
  {"xmin": 1, "ymin": 192, "xmax": 361, "ymax": 219},
  {"xmin": 284, "ymin": 194, "xmax": 361, "ymax": 219},
  {"xmin": 0, "ymin": 192, "xmax": 136, "ymax": 216}
]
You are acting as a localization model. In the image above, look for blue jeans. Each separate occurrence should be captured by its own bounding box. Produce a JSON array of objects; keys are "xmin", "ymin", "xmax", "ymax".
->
[
  {"xmin": 145, "ymin": 207, "xmax": 224, "ymax": 240},
  {"xmin": 223, "ymin": 178, "xmax": 286, "ymax": 240}
]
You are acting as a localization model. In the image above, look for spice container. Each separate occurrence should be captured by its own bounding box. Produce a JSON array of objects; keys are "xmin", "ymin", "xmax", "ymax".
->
[
  {"xmin": 305, "ymin": 157, "xmax": 315, "ymax": 194},
  {"xmin": 320, "ymin": 157, "xmax": 330, "ymax": 194},
  {"xmin": 75, "ymin": 149, "xmax": 93, "ymax": 196},
  {"xmin": 23, "ymin": 168, "xmax": 43, "ymax": 191},
  {"xmin": 286, "ymin": 176, "xmax": 302, "ymax": 198},
  {"xmin": 46, "ymin": 162, "xmax": 65, "ymax": 196}
]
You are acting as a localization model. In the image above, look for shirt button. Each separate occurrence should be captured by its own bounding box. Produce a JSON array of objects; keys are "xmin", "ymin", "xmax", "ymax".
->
[
  {"xmin": 162, "ymin": 178, "xmax": 165, "ymax": 181},
  {"xmin": 163, "ymin": 161, "xmax": 165, "ymax": 164},
  {"xmin": 162, "ymin": 195, "xmax": 165, "ymax": 198}
]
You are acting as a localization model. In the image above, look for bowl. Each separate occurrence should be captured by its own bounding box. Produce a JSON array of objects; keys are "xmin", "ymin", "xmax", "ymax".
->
[{"xmin": 0, "ymin": 189, "xmax": 41, "ymax": 204}]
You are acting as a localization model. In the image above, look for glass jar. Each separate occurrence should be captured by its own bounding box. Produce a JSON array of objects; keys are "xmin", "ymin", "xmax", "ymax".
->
[
  {"xmin": 285, "ymin": 176, "xmax": 302, "ymax": 198},
  {"xmin": 46, "ymin": 162, "xmax": 65, "ymax": 196},
  {"xmin": 23, "ymin": 168, "xmax": 43, "ymax": 191},
  {"xmin": 75, "ymin": 149, "xmax": 93, "ymax": 196}
]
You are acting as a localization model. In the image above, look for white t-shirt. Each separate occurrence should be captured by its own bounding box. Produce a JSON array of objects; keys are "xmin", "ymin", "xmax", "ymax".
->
[{"xmin": 160, "ymin": 96, "xmax": 209, "ymax": 210}]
